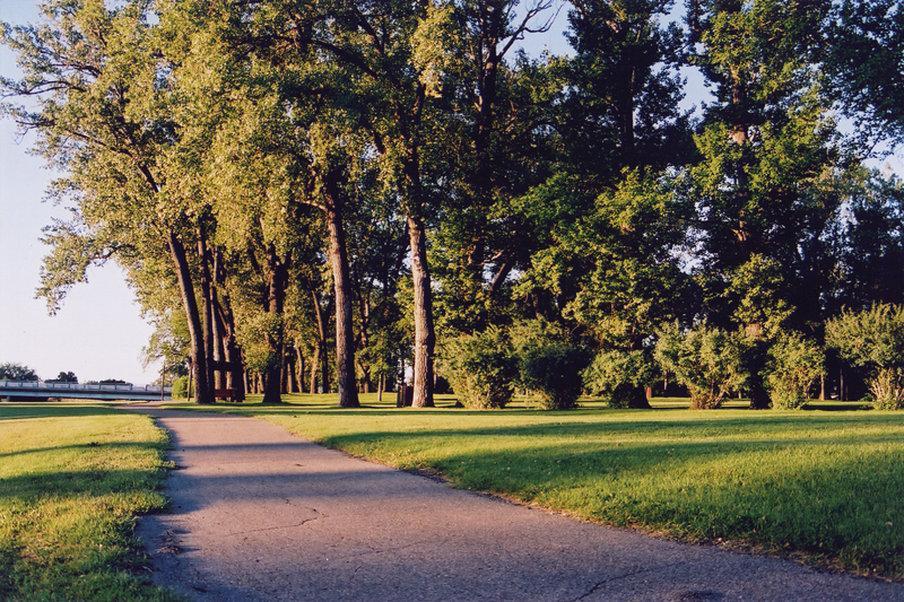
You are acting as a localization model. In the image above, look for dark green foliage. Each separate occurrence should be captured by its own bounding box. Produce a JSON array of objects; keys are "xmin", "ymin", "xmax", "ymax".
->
[
  {"xmin": 765, "ymin": 332, "xmax": 824, "ymax": 409},
  {"xmin": 563, "ymin": 0, "xmax": 690, "ymax": 178},
  {"xmin": 0, "ymin": 363, "xmax": 39, "ymax": 382},
  {"xmin": 654, "ymin": 323, "xmax": 749, "ymax": 409},
  {"xmin": 824, "ymin": 0, "xmax": 904, "ymax": 141},
  {"xmin": 444, "ymin": 327, "xmax": 518, "ymax": 409},
  {"xmin": 835, "ymin": 174, "xmax": 904, "ymax": 310},
  {"xmin": 46, "ymin": 371, "xmax": 78, "ymax": 384},
  {"xmin": 584, "ymin": 349, "xmax": 655, "ymax": 408},
  {"xmin": 519, "ymin": 342, "xmax": 589, "ymax": 410},
  {"xmin": 509, "ymin": 318, "xmax": 589, "ymax": 410},
  {"xmin": 826, "ymin": 304, "xmax": 904, "ymax": 409}
]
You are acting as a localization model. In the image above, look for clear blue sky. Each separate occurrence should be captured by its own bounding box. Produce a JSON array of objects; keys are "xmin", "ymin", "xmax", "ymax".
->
[{"xmin": 0, "ymin": 1, "xmax": 898, "ymax": 385}]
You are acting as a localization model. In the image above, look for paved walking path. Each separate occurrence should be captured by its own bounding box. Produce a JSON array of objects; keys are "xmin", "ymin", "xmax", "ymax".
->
[{"xmin": 129, "ymin": 407, "xmax": 902, "ymax": 601}]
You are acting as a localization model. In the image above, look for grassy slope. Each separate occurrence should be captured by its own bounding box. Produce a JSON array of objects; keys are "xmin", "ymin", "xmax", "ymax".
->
[
  {"xmin": 176, "ymin": 394, "xmax": 903, "ymax": 580},
  {"xmin": 0, "ymin": 403, "xmax": 174, "ymax": 601}
]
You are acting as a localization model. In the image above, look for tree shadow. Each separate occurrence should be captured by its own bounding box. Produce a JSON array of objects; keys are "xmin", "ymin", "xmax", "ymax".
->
[{"xmin": 0, "ymin": 403, "xmax": 126, "ymax": 421}]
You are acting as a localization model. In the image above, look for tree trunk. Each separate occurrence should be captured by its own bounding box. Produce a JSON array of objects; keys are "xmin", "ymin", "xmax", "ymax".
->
[
  {"xmin": 281, "ymin": 351, "xmax": 290, "ymax": 394},
  {"xmin": 839, "ymin": 367, "xmax": 846, "ymax": 401},
  {"xmin": 310, "ymin": 346, "xmax": 320, "ymax": 394},
  {"xmin": 408, "ymin": 215, "xmax": 435, "ymax": 407},
  {"xmin": 167, "ymin": 230, "xmax": 212, "ymax": 404},
  {"xmin": 210, "ymin": 249, "xmax": 227, "ymax": 391},
  {"xmin": 213, "ymin": 251, "xmax": 245, "ymax": 401},
  {"xmin": 261, "ymin": 248, "xmax": 288, "ymax": 404},
  {"xmin": 196, "ymin": 223, "xmax": 216, "ymax": 398},
  {"xmin": 326, "ymin": 204, "xmax": 360, "ymax": 408},
  {"xmin": 308, "ymin": 288, "xmax": 330, "ymax": 394},
  {"xmin": 295, "ymin": 346, "xmax": 305, "ymax": 394},
  {"xmin": 288, "ymin": 345, "xmax": 300, "ymax": 393}
]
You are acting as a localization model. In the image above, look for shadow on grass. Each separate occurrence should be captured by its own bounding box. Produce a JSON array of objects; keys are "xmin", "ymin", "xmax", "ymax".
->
[
  {"xmin": 0, "ymin": 465, "xmax": 165, "ymax": 501},
  {"xmin": 0, "ymin": 440, "xmax": 161, "ymax": 460},
  {"xmin": 0, "ymin": 403, "xmax": 124, "ymax": 421}
]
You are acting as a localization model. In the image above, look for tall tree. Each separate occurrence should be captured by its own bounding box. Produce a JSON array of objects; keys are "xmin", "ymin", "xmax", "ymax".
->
[
  {"xmin": 687, "ymin": 0, "xmax": 846, "ymax": 407},
  {"xmin": 2, "ymin": 0, "xmax": 215, "ymax": 403}
]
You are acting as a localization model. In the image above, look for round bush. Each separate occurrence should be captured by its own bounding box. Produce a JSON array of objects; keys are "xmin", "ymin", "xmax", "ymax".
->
[
  {"xmin": 654, "ymin": 322, "xmax": 748, "ymax": 409},
  {"xmin": 445, "ymin": 327, "xmax": 517, "ymax": 409},
  {"xmin": 826, "ymin": 304, "xmax": 904, "ymax": 409},
  {"xmin": 583, "ymin": 349, "xmax": 654, "ymax": 408},
  {"xmin": 520, "ymin": 342, "xmax": 588, "ymax": 410},
  {"xmin": 765, "ymin": 332, "xmax": 824, "ymax": 409}
]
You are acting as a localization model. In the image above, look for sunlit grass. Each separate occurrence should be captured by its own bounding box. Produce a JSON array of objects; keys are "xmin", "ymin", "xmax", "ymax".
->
[
  {"xmin": 0, "ymin": 403, "xmax": 174, "ymax": 600},
  {"xmin": 175, "ymin": 393, "xmax": 904, "ymax": 579}
]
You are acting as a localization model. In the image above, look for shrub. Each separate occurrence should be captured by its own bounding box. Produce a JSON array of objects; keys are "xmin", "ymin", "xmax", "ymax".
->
[
  {"xmin": 654, "ymin": 322, "xmax": 748, "ymax": 409},
  {"xmin": 509, "ymin": 318, "xmax": 588, "ymax": 409},
  {"xmin": 445, "ymin": 327, "xmax": 518, "ymax": 409},
  {"xmin": 583, "ymin": 349, "xmax": 655, "ymax": 408},
  {"xmin": 171, "ymin": 375, "xmax": 189, "ymax": 400},
  {"xmin": 826, "ymin": 304, "xmax": 904, "ymax": 409},
  {"xmin": 765, "ymin": 332, "xmax": 824, "ymax": 409},
  {"xmin": 519, "ymin": 342, "xmax": 589, "ymax": 410}
]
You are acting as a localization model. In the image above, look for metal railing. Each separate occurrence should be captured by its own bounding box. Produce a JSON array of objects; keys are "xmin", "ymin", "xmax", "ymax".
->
[{"xmin": 0, "ymin": 380, "xmax": 171, "ymax": 394}]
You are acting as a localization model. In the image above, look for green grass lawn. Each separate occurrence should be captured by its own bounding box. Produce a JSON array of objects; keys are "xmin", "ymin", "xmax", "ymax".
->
[
  {"xmin": 174, "ymin": 393, "xmax": 904, "ymax": 580},
  {"xmin": 0, "ymin": 403, "xmax": 174, "ymax": 600}
]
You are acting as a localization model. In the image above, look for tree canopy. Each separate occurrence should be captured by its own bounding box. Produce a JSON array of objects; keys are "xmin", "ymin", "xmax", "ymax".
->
[{"xmin": 2, "ymin": 0, "xmax": 901, "ymax": 408}]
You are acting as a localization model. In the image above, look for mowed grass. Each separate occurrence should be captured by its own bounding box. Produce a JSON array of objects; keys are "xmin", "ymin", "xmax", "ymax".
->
[
  {"xmin": 175, "ymin": 393, "xmax": 904, "ymax": 579},
  {"xmin": 0, "ymin": 403, "xmax": 174, "ymax": 600}
]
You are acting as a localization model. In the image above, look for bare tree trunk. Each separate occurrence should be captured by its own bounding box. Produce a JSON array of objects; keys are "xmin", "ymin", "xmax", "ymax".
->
[
  {"xmin": 309, "ymin": 288, "xmax": 329, "ymax": 394},
  {"xmin": 210, "ymin": 249, "xmax": 227, "ymax": 391},
  {"xmin": 262, "ymin": 248, "xmax": 288, "ymax": 404},
  {"xmin": 408, "ymin": 215, "xmax": 435, "ymax": 407},
  {"xmin": 281, "ymin": 351, "xmax": 290, "ymax": 394},
  {"xmin": 840, "ymin": 367, "xmax": 846, "ymax": 401},
  {"xmin": 295, "ymin": 345, "xmax": 305, "ymax": 394},
  {"xmin": 218, "ymin": 298, "xmax": 245, "ymax": 402},
  {"xmin": 196, "ymin": 223, "xmax": 216, "ymax": 399},
  {"xmin": 326, "ymin": 204, "xmax": 360, "ymax": 408},
  {"xmin": 167, "ymin": 230, "xmax": 212, "ymax": 404},
  {"xmin": 288, "ymin": 345, "xmax": 300, "ymax": 393},
  {"xmin": 310, "ymin": 347, "xmax": 320, "ymax": 394},
  {"xmin": 321, "ymin": 343, "xmax": 330, "ymax": 393}
]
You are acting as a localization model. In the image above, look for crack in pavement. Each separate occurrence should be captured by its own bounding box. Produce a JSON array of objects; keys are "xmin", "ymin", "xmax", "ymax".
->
[
  {"xmin": 332, "ymin": 538, "xmax": 451, "ymax": 563},
  {"xmin": 224, "ymin": 510, "xmax": 327, "ymax": 537},
  {"xmin": 570, "ymin": 561, "xmax": 687, "ymax": 602}
]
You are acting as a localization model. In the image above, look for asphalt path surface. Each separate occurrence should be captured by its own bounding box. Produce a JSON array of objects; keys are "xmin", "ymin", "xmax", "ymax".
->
[{"xmin": 129, "ymin": 407, "xmax": 903, "ymax": 601}]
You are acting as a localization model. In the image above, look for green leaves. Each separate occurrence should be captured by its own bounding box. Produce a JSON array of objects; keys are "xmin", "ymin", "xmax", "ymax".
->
[
  {"xmin": 654, "ymin": 322, "xmax": 749, "ymax": 409},
  {"xmin": 765, "ymin": 331, "xmax": 824, "ymax": 409},
  {"xmin": 826, "ymin": 304, "xmax": 904, "ymax": 370}
]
